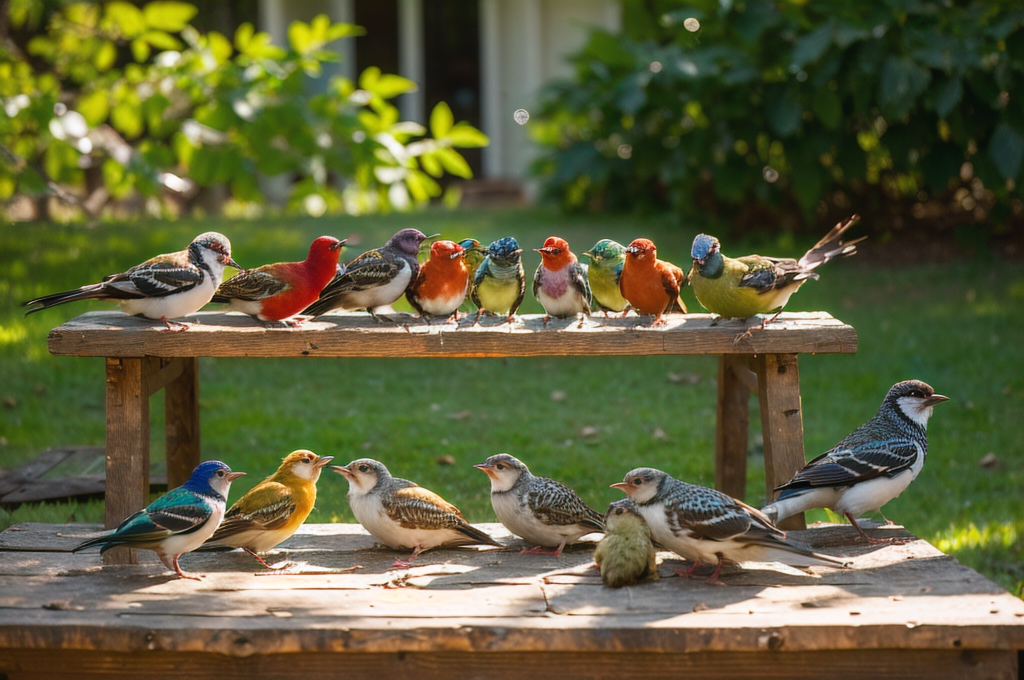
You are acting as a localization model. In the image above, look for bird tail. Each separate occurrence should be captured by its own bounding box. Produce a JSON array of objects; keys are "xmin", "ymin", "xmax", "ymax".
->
[
  {"xmin": 72, "ymin": 532, "xmax": 119, "ymax": 554},
  {"xmin": 456, "ymin": 522, "xmax": 504, "ymax": 548},
  {"xmin": 798, "ymin": 215, "xmax": 865, "ymax": 274},
  {"xmin": 740, "ymin": 538, "xmax": 847, "ymax": 568},
  {"xmin": 23, "ymin": 283, "xmax": 108, "ymax": 315},
  {"xmin": 301, "ymin": 295, "xmax": 336, "ymax": 318},
  {"xmin": 209, "ymin": 293, "xmax": 230, "ymax": 304}
]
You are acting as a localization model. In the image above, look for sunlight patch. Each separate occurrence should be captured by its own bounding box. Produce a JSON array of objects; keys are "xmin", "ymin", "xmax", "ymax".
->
[{"xmin": 932, "ymin": 521, "xmax": 1019, "ymax": 553}]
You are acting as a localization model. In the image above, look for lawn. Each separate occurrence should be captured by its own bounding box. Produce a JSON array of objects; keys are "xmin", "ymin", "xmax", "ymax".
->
[{"xmin": 1, "ymin": 207, "xmax": 1021, "ymax": 596}]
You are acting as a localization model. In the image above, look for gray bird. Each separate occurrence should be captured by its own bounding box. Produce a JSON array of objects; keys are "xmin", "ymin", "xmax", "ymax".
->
[
  {"xmin": 594, "ymin": 499, "xmax": 658, "ymax": 588},
  {"xmin": 475, "ymin": 453, "xmax": 604, "ymax": 556},
  {"xmin": 303, "ymin": 228, "xmax": 432, "ymax": 321},
  {"xmin": 613, "ymin": 467, "xmax": 844, "ymax": 584},
  {"xmin": 332, "ymin": 458, "xmax": 501, "ymax": 568},
  {"xmin": 762, "ymin": 380, "xmax": 949, "ymax": 543}
]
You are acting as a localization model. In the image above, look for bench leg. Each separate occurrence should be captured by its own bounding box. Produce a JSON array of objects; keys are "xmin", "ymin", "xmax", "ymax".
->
[
  {"xmin": 104, "ymin": 357, "xmax": 151, "ymax": 565},
  {"xmin": 754, "ymin": 353, "xmax": 807, "ymax": 530},
  {"xmin": 165, "ymin": 357, "xmax": 200, "ymax": 489},
  {"xmin": 715, "ymin": 355, "xmax": 751, "ymax": 499}
]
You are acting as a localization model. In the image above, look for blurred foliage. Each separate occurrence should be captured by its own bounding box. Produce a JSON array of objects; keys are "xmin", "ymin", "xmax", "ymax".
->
[
  {"xmin": 532, "ymin": 0, "xmax": 1024, "ymax": 234},
  {"xmin": 0, "ymin": 0, "xmax": 488, "ymax": 218}
]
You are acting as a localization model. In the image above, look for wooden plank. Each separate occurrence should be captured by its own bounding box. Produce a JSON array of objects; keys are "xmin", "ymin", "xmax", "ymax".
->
[
  {"xmin": 143, "ymin": 357, "xmax": 185, "ymax": 396},
  {"xmin": 0, "ymin": 448, "xmax": 77, "ymax": 499},
  {"xmin": 46, "ymin": 312, "xmax": 858, "ymax": 358},
  {"xmin": 164, "ymin": 357, "xmax": 199, "ymax": 489},
  {"xmin": 755, "ymin": 354, "xmax": 807, "ymax": 531},
  {"xmin": 103, "ymin": 358, "xmax": 150, "ymax": 565},
  {"xmin": 0, "ymin": 648, "xmax": 1016, "ymax": 680},
  {"xmin": 0, "ymin": 449, "xmax": 166, "ymax": 505},
  {"xmin": 715, "ymin": 354, "xmax": 751, "ymax": 498}
]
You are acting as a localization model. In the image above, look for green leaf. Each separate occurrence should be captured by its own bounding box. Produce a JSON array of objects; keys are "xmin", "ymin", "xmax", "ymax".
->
[
  {"xmin": 143, "ymin": 1, "xmax": 197, "ymax": 32},
  {"xmin": 105, "ymin": 2, "xmax": 146, "ymax": 38},
  {"xmin": 288, "ymin": 21, "xmax": 313, "ymax": 55},
  {"xmin": 811, "ymin": 88, "xmax": 841, "ymax": 130},
  {"xmin": 430, "ymin": 102, "xmax": 453, "ymax": 139},
  {"xmin": 436, "ymin": 147, "xmax": 472, "ymax": 178},
  {"xmin": 131, "ymin": 38, "xmax": 151, "ymax": 62},
  {"xmin": 988, "ymin": 122, "xmax": 1024, "ymax": 180},
  {"xmin": 207, "ymin": 31, "xmax": 232, "ymax": 62},
  {"xmin": 878, "ymin": 56, "xmax": 931, "ymax": 119},
  {"xmin": 420, "ymin": 151, "xmax": 443, "ymax": 177},
  {"xmin": 111, "ymin": 100, "xmax": 144, "ymax": 138},
  {"xmin": 102, "ymin": 158, "xmax": 132, "ymax": 198},
  {"xmin": 444, "ymin": 123, "xmax": 489, "ymax": 148},
  {"xmin": 93, "ymin": 40, "xmax": 117, "ymax": 71},
  {"xmin": 142, "ymin": 30, "xmax": 182, "ymax": 51},
  {"xmin": 234, "ymin": 23, "xmax": 254, "ymax": 51},
  {"xmin": 931, "ymin": 78, "xmax": 963, "ymax": 119},
  {"xmin": 791, "ymin": 21, "xmax": 835, "ymax": 69},
  {"xmin": 765, "ymin": 86, "xmax": 802, "ymax": 137},
  {"xmin": 77, "ymin": 90, "xmax": 110, "ymax": 126},
  {"xmin": 373, "ymin": 74, "xmax": 417, "ymax": 99}
]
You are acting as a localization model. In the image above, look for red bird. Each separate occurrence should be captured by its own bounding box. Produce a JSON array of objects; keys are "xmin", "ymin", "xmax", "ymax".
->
[
  {"xmin": 406, "ymin": 240, "xmax": 470, "ymax": 322},
  {"xmin": 213, "ymin": 235, "xmax": 345, "ymax": 325},
  {"xmin": 619, "ymin": 238, "xmax": 687, "ymax": 326}
]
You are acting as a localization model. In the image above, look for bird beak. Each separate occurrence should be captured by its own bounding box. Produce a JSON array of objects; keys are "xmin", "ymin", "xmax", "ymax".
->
[
  {"xmin": 450, "ymin": 249, "xmax": 465, "ymax": 260},
  {"xmin": 314, "ymin": 455, "xmax": 335, "ymax": 469},
  {"xmin": 514, "ymin": 249, "xmax": 523, "ymax": 256},
  {"xmin": 582, "ymin": 250, "xmax": 593, "ymax": 259},
  {"xmin": 331, "ymin": 239, "xmax": 347, "ymax": 252},
  {"xmin": 330, "ymin": 465, "xmax": 355, "ymax": 481},
  {"xmin": 223, "ymin": 255, "xmax": 243, "ymax": 270},
  {"xmin": 925, "ymin": 394, "xmax": 950, "ymax": 407},
  {"xmin": 609, "ymin": 482, "xmax": 629, "ymax": 492},
  {"xmin": 473, "ymin": 463, "xmax": 495, "ymax": 477},
  {"xmin": 625, "ymin": 247, "xmax": 640, "ymax": 258},
  {"xmin": 535, "ymin": 247, "xmax": 555, "ymax": 255},
  {"xmin": 225, "ymin": 471, "xmax": 246, "ymax": 482}
]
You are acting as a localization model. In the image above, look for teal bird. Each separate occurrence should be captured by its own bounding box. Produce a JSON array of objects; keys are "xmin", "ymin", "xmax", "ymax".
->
[
  {"xmin": 471, "ymin": 237, "xmax": 526, "ymax": 324},
  {"xmin": 582, "ymin": 239, "xmax": 629, "ymax": 315},
  {"xmin": 689, "ymin": 215, "xmax": 863, "ymax": 325},
  {"xmin": 594, "ymin": 499, "xmax": 658, "ymax": 588}
]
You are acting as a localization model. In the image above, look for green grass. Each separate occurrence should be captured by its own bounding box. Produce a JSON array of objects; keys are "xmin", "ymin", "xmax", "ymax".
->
[{"xmin": 1, "ymin": 208, "xmax": 1021, "ymax": 596}]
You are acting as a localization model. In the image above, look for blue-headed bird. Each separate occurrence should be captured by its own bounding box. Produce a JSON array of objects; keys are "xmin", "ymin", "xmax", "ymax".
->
[
  {"xmin": 470, "ymin": 237, "xmax": 526, "ymax": 324},
  {"xmin": 582, "ymin": 239, "xmax": 629, "ymax": 315}
]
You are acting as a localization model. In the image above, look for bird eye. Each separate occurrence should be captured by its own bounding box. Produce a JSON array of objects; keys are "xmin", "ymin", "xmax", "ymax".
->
[
  {"xmin": 909, "ymin": 390, "xmax": 923, "ymax": 398},
  {"xmin": 496, "ymin": 463, "xmax": 505, "ymax": 470},
  {"xmin": 217, "ymin": 470, "xmax": 224, "ymax": 477},
  {"xmin": 359, "ymin": 464, "xmax": 369, "ymax": 473},
  {"xmin": 303, "ymin": 458, "xmax": 311, "ymax": 464},
  {"xmin": 632, "ymin": 478, "xmax": 642, "ymax": 486}
]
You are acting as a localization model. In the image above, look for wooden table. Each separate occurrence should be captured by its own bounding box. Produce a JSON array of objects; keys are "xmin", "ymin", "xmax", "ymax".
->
[
  {"xmin": 1, "ymin": 522, "xmax": 1021, "ymax": 679},
  {"xmin": 46, "ymin": 310, "xmax": 857, "ymax": 562}
]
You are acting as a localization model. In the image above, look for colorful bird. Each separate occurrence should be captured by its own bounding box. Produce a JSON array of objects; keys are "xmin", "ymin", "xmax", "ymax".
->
[
  {"xmin": 612, "ymin": 467, "xmax": 844, "ymax": 584},
  {"xmin": 23, "ymin": 232, "xmax": 241, "ymax": 330},
  {"xmin": 332, "ymin": 458, "xmax": 502, "ymax": 568},
  {"xmin": 582, "ymin": 239, "xmax": 629, "ymax": 315},
  {"xmin": 763, "ymin": 380, "xmax": 948, "ymax": 543},
  {"xmin": 200, "ymin": 450, "xmax": 334, "ymax": 567},
  {"xmin": 470, "ymin": 237, "xmax": 526, "ymax": 324},
  {"xmin": 475, "ymin": 453, "xmax": 604, "ymax": 557},
  {"xmin": 618, "ymin": 238, "xmax": 687, "ymax": 326},
  {"xmin": 302, "ymin": 229, "xmax": 432, "ymax": 321},
  {"xmin": 72, "ymin": 461, "xmax": 245, "ymax": 580},
  {"xmin": 212, "ymin": 236, "xmax": 345, "ymax": 326},
  {"xmin": 532, "ymin": 236, "xmax": 592, "ymax": 326},
  {"xmin": 458, "ymin": 238, "xmax": 488, "ymax": 281},
  {"xmin": 406, "ymin": 239, "xmax": 471, "ymax": 322},
  {"xmin": 594, "ymin": 499, "xmax": 659, "ymax": 588},
  {"xmin": 688, "ymin": 215, "xmax": 863, "ymax": 324}
]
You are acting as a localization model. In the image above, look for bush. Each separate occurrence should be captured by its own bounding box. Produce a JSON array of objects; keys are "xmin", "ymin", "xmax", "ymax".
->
[
  {"xmin": 0, "ymin": 1, "xmax": 487, "ymax": 218},
  {"xmin": 532, "ymin": 0, "xmax": 1024, "ymax": 234}
]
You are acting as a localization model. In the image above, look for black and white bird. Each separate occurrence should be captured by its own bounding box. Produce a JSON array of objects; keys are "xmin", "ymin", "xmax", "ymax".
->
[
  {"xmin": 762, "ymin": 380, "xmax": 949, "ymax": 543},
  {"xmin": 613, "ymin": 467, "xmax": 844, "ymax": 584},
  {"xmin": 23, "ymin": 232, "xmax": 240, "ymax": 329},
  {"xmin": 474, "ymin": 453, "xmax": 604, "ymax": 556},
  {"xmin": 332, "ymin": 458, "xmax": 501, "ymax": 568},
  {"xmin": 302, "ymin": 228, "xmax": 432, "ymax": 321}
]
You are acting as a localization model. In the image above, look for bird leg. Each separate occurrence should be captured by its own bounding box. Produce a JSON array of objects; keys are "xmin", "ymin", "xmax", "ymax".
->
[
  {"xmin": 542, "ymin": 315, "xmax": 551, "ymax": 327},
  {"xmin": 245, "ymin": 548, "xmax": 286, "ymax": 570},
  {"xmin": 673, "ymin": 559, "xmax": 706, "ymax": 579},
  {"xmin": 171, "ymin": 554, "xmax": 202, "ymax": 580},
  {"xmin": 391, "ymin": 546, "xmax": 424, "ymax": 569},
  {"xmin": 846, "ymin": 513, "xmax": 910, "ymax": 545},
  {"xmin": 160, "ymin": 317, "xmax": 190, "ymax": 332},
  {"xmin": 519, "ymin": 541, "xmax": 567, "ymax": 557},
  {"xmin": 703, "ymin": 556, "xmax": 728, "ymax": 586},
  {"xmin": 472, "ymin": 310, "xmax": 484, "ymax": 326}
]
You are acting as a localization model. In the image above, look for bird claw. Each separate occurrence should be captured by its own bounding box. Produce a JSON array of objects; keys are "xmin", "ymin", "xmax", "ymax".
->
[{"xmin": 161, "ymin": 317, "xmax": 190, "ymax": 332}]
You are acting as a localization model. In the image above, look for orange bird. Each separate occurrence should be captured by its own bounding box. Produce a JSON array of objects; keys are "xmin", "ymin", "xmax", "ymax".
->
[
  {"xmin": 213, "ymin": 235, "xmax": 345, "ymax": 325},
  {"xmin": 406, "ymin": 240, "xmax": 471, "ymax": 322},
  {"xmin": 619, "ymin": 238, "xmax": 687, "ymax": 326}
]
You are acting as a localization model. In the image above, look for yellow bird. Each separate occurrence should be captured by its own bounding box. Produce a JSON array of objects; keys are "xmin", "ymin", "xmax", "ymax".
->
[{"xmin": 201, "ymin": 450, "xmax": 333, "ymax": 568}]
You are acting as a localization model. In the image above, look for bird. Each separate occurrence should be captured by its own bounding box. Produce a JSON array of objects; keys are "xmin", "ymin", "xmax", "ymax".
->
[
  {"xmin": 470, "ymin": 237, "xmax": 526, "ymax": 324},
  {"xmin": 532, "ymin": 236, "xmax": 592, "ymax": 326},
  {"xmin": 612, "ymin": 467, "xmax": 844, "ymax": 584},
  {"xmin": 688, "ymin": 215, "xmax": 864, "ymax": 325},
  {"xmin": 406, "ymin": 239, "xmax": 471, "ymax": 322},
  {"xmin": 72, "ymin": 461, "xmax": 245, "ymax": 580},
  {"xmin": 211, "ymin": 236, "xmax": 345, "ymax": 326},
  {"xmin": 594, "ymin": 498, "xmax": 659, "ymax": 588},
  {"xmin": 23, "ymin": 232, "xmax": 241, "ymax": 329},
  {"xmin": 474, "ymin": 453, "xmax": 604, "ymax": 557},
  {"xmin": 458, "ymin": 238, "xmax": 488, "ymax": 280},
  {"xmin": 618, "ymin": 238, "xmax": 687, "ymax": 326},
  {"xmin": 332, "ymin": 458, "xmax": 502, "ymax": 568},
  {"xmin": 199, "ymin": 450, "xmax": 334, "ymax": 567},
  {"xmin": 582, "ymin": 239, "xmax": 629, "ymax": 315},
  {"xmin": 302, "ymin": 228, "xmax": 432, "ymax": 321},
  {"xmin": 762, "ymin": 380, "xmax": 949, "ymax": 543}
]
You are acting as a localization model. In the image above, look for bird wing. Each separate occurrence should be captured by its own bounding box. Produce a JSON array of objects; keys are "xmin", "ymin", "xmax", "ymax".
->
[
  {"xmin": 385, "ymin": 483, "xmax": 465, "ymax": 530},
  {"xmin": 526, "ymin": 479, "xmax": 604, "ymax": 530},
  {"xmin": 736, "ymin": 255, "xmax": 814, "ymax": 294},
  {"xmin": 113, "ymin": 487, "xmax": 213, "ymax": 543},
  {"xmin": 470, "ymin": 258, "xmax": 489, "ymax": 308},
  {"xmin": 215, "ymin": 267, "xmax": 290, "ymax": 302},
  {"xmin": 513, "ymin": 265, "xmax": 527, "ymax": 314},
  {"xmin": 323, "ymin": 250, "xmax": 401, "ymax": 294},
  {"xmin": 531, "ymin": 263, "xmax": 542, "ymax": 299},
  {"xmin": 775, "ymin": 439, "xmax": 921, "ymax": 495},
  {"xmin": 571, "ymin": 261, "xmax": 593, "ymax": 306},
  {"xmin": 663, "ymin": 483, "xmax": 781, "ymax": 544},
  {"xmin": 659, "ymin": 261, "xmax": 687, "ymax": 313},
  {"xmin": 212, "ymin": 482, "xmax": 298, "ymax": 538},
  {"xmin": 111, "ymin": 253, "xmax": 204, "ymax": 298}
]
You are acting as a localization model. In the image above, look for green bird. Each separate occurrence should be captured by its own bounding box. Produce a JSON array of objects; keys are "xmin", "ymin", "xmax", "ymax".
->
[
  {"xmin": 688, "ymin": 215, "xmax": 863, "ymax": 324},
  {"xmin": 594, "ymin": 499, "xmax": 658, "ymax": 588},
  {"xmin": 458, "ymin": 238, "xmax": 488, "ymax": 281},
  {"xmin": 582, "ymin": 239, "xmax": 629, "ymax": 315},
  {"xmin": 471, "ymin": 237, "xmax": 526, "ymax": 323}
]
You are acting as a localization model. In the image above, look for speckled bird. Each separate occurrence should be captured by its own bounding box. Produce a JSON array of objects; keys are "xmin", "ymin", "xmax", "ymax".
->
[
  {"xmin": 212, "ymin": 236, "xmax": 345, "ymax": 325},
  {"xmin": 613, "ymin": 467, "xmax": 844, "ymax": 584},
  {"xmin": 200, "ymin": 450, "xmax": 334, "ymax": 567},
  {"xmin": 333, "ymin": 458, "xmax": 502, "ymax": 568},
  {"xmin": 475, "ymin": 453, "xmax": 604, "ymax": 556},
  {"xmin": 618, "ymin": 238, "xmax": 687, "ymax": 326},
  {"xmin": 406, "ymin": 240, "xmax": 471, "ymax": 322},
  {"xmin": 582, "ymin": 239, "xmax": 629, "ymax": 315},
  {"xmin": 471, "ymin": 237, "xmax": 526, "ymax": 324},
  {"xmin": 689, "ymin": 215, "xmax": 863, "ymax": 324},
  {"xmin": 532, "ymin": 236, "xmax": 591, "ymax": 326},
  {"xmin": 302, "ymin": 228, "xmax": 431, "ymax": 321},
  {"xmin": 763, "ymin": 380, "xmax": 948, "ymax": 543},
  {"xmin": 594, "ymin": 499, "xmax": 659, "ymax": 588}
]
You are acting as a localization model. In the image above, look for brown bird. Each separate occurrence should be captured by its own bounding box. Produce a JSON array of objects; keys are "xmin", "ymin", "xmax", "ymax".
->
[{"xmin": 618, "ymin": 238, "xmax": 687, "ymax": 326}]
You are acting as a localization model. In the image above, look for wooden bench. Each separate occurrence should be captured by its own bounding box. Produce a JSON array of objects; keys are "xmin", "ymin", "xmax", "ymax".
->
[{"xmin": 46, "ymin": 310, "xmax": 857, "ymax": 563}]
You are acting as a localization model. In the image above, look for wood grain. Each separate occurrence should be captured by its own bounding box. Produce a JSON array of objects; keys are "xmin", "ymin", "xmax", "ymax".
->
[
  {"xmin": 164, "ymin": 357, "xmax": 199, "ymax": 490},
  {"xmin": 715, "ymin": 355, "xmax": 750, "ymax": 498},
  {"xmin": 756, "ymin": 354, "xmax": 807, "ymax": 531}
]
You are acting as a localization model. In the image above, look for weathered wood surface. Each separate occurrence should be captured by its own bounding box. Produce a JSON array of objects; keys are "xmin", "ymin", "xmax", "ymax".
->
[
  {"xmin": 756, "ymin": 353, "xmax": 808, "ymax": 531},
  {"xmin": 47, "ymin": 311, "xmax": 858, "ymax": 358},
  {"xmin": 0, "ymin": 522, "xmax": 1021, "ymax": 664}
]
